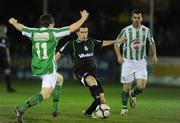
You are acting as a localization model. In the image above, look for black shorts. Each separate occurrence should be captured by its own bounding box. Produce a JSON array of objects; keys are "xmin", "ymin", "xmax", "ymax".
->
[
  {"xmin": 0, "ymin": 59, "xmax": 10, "ymax": 70},
  {"xmin": 74, "ymin": 69, "xmax": 104, "ymax": 93}
]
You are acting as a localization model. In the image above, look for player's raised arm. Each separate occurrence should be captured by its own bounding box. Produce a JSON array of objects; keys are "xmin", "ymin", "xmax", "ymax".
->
[
  {"xmin": 69, "ymin": 10, "xmax": 89, "ymax": 33},
  {"xmin": 8, "ymin": 18, "xmax": 25, "ymax": 31}
]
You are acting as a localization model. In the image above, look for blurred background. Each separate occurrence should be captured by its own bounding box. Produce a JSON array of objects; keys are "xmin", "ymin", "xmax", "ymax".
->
[{"xmin": 0, "ymin": 0, "xmax": 180, "ymax": 86}]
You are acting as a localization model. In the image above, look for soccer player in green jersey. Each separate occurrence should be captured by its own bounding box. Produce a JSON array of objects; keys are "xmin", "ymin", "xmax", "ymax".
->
[
  {"xmin": 9, "ymin": 10, "xmax": 89, "ymax": 122},
  {"xmin": 114, "ymin": 9, "xmax": 157, "ymax": 115}
]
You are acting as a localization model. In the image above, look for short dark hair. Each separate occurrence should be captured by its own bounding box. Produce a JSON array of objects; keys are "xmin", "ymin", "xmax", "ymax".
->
[
  {"xmin": 131, "ymin": 9, "xmax": 142, "ymax": 16},
  {"xmin": 77, "ymin": 23, "xmax": 88, "ymax": 32},
  {"xmin": 39, "ymin": 14, "xmax": 54, "ymax": 28}
]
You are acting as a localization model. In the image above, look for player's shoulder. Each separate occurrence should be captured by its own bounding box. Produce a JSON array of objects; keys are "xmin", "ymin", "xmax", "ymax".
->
[
  {"xmin": 122, "ymin": 25, "xmax": 132, "ymax": 31},
  {"xmin": 88, "ymin": 37, "xmax": 99, "ymax": 41},
  {"xmin": 141, "ymin": 25, "xmax": 150, "ymax": 30},
  {"xmin": 23, "ymin": 26, "xmax": 39, "ymax": 30}
]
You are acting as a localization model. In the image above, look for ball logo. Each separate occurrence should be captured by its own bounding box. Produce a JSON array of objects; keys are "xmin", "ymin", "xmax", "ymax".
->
[{"xmin": 132, "ymin": 39, "xmax": 142, "ymax": 50}]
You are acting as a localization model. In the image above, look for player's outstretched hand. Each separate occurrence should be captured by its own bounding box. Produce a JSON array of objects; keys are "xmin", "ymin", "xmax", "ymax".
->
[
  {"xmin": 80, "ymin": 10, "xmax": 89, "ymax": 21},
  {"xmin": 117, "ymin": 37, "xmax": 127, "ymax": 43},
  {"xmin": 9, "ymin": 18, "xmax": 17, "ymax": 24}
]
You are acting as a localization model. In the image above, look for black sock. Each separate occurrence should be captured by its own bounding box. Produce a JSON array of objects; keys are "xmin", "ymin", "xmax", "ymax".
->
[
  {"xmin": 132, "ymin": 86, "xmax": 143, "ymax": 97},
  {"xmin": 85, "ymin": 85, "xmax": 101, "ymax": 115},
  {"xmin": 121, "ymin": 90, "xmax": 129, "ymax": 107},
  {"xmin": 5, "ymin": 74, "xmax": 11, "ymax": 89}
]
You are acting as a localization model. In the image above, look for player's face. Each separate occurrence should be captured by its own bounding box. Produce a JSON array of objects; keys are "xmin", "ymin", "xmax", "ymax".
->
[
  {"xmin": 77, "ymin": 28, "xmax": 88, "ymax": 42},
  {"xmin": 49, "ymin": 23, "xmax": 54, "ymax": 28},
  {"xmin": 131, "ymin": 13, "xmax": 142, "ymax": 28}
]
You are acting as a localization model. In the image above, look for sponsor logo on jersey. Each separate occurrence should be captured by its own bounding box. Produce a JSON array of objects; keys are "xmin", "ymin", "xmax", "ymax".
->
[
  {"xmin": 34, "ymin": 32, "xmax": 49, "ymax": 41},
  {"xmin": 132, "ymin": 39, "xmax": 142, "ymax": 50},
  {"xmin": 84, "ymin": 46, "xmax": 88, "ymax": 51},
  {"xmin": 79, "ymin": 53, "xmax": 93, "ymax": 58}
]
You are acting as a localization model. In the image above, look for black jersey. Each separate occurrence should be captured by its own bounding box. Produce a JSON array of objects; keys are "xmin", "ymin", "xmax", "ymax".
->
[
  {"xmin": 59, "ymin": 38, "xmax": 103, "ymax": 72},
  {"xmin": 0, "ymin": 37, "xmax": 9, "ymax": 60}
]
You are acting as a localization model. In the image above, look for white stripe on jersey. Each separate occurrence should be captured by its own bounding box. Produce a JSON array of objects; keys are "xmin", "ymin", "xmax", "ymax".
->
[
  {"xmin": 53, "ymin": 31, "xmax": 70, "ymax": 38},
  {"xmin": 22, "ymin": 31, "xmax": 32, "ymax": 38},
  {"xmin": 60, "ymin": 42, "xmax": 69, "ymax": 52}
]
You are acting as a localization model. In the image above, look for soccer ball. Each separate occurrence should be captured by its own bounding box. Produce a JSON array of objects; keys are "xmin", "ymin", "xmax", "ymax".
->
[{"xmin": 95, "ymin": 104, "xmax": 110, "ymax": 119}]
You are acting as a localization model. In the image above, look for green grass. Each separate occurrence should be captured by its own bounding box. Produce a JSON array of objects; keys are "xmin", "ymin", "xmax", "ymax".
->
[{"xmin": 0, "ymin": 80, "xmax": 180, "ymax": 123}]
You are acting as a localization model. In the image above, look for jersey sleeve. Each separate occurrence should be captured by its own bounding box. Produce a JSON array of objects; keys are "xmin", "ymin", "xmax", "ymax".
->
[
  {"xmin": 93, "ymin": 39, "xmax": 103, "ymax": 49},
  {"xmin": 59, "ymin": 41, "xmax": 72, "ymax": 55},
  {"xmin": 147, "ymin": 28, "xmax": 154, "ymax": 45},
  {"xmin": 21, "ymin": 27, "xmax": 33, "ymax": 39},
  {"xmin": 53, "ymin": 26, "xmax": 70, "ymax": 40},
  {"xmin": 114, "ymin": 29, "xmax": 126, "ymax": 47}
]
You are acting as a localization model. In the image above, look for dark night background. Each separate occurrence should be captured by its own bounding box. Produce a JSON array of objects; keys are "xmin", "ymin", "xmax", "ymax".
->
[{"xmin": 0, "ymin": 0, "xmax": 180, "ymax": 81}]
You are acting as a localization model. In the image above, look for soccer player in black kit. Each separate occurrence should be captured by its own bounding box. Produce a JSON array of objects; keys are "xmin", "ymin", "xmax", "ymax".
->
[
  {"xmin": 55, "ymin": 24, "xmax": 126, "ymax": 118},
  {"xmin": 0, "ymin": 24, "xmax": 15, "ymax": 92}
]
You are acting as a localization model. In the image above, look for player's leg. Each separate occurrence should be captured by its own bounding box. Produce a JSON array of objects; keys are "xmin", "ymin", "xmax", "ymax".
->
[
  {"xmin": 52, "ymin": 73, "xmax": 64, "ymax": 117},
  {"xmin": 3, "ymin": 60, "xmax": 15, "ymax": 92},
  {"xmin": 97, "ymin": 79, "xmax": 105, "ymax": 103},
  {"xmin": 84, "ymin": 75, "xmax": 101, "ymax": 117},
  {"xmin": 14, "ymin": 74, "xmax": 56, "ymax": 122},
  {"xmin": 121, "ymin": 83, "xmax": 131, "ymax": 115},
  {"xmin": 131, "ymin": 79, "xmax": 146, "ymax": 97},
  {"xmin": 120, "ymin": 59, "xmax": 134, "ymax": 115},
  {"xmin": 129, "ymin": 59, "xmax": 147, "ymax": 108}
]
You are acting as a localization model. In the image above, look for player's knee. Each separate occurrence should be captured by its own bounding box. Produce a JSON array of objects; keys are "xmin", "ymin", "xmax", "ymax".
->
[
  {"xmin": 85, "ymin": 75, "xmax": 97, "ymax": 86},
  {"xmin": 42, "ymin": 92, "xmax": 51, "ymax": 100},
  {"xmin": 123, "ymin": 86, "xmax": 131, "ymax": 92},
  {"xmin": 56, "ymin": 73, "xmax": 64, "ymax": 85},
  {"xmin": 40, "ymin": 89, "xmax": 52, "ymax": 100},
  {"xmin": 138, "ymin": 84, "xmax": 146, "ymax": 90},
  {"xmin": 138, "ymin": 87, "xmax": 144, "ymax": 93}
]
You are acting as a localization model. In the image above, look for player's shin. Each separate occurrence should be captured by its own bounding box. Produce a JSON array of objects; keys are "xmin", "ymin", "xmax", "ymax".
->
[
  {"xmin": 18, "ymin": 93, "xmax": 43, "ymax": 113},
  {"xmin": 85, "ymin": 85, "xmax": 101, "ymax": 115},
  {"xmin": 121, "ymin": 90, "xmax": 129, "ymax": 108},
  {"xmin": 131, "ymin": 86, "xmax": 143, "ymax": 97},
  {"xmin": 52, "ymin": 83, "xmax": 62, "ymax": 112}
]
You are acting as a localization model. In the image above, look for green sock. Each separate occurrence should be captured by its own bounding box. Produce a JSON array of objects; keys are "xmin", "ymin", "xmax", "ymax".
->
[
  {"xmin": 121, "ymin": 90, "xmax": 129, "ymax": 108},
  {"xmin": 18, "ymin": 93, "xmax": 43, "ymax": 112},
  {"xmin": 52, "ymin": 83, "xmax": 62, "ymax": 112},
  {"xmin": 132, "ymin": 86, "xmax": 143, "ymax": 97}
]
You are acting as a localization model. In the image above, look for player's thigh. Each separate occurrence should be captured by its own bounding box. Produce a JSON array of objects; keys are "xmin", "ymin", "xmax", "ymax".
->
[
  {"xmin": 121, "ymin": 61, "xmax": 134, "ymax": 83},
  {"xmin": 85, "ymin": 75, "xmax": 97, "ymax": 86},
  {"xmin": 40, "ymin": 87, "xmax": 53, "ymax": 99},
  {"xmin": 0, "ymin": 60, "xmax": 10, "ymax": 73},
  {"xmin": 41, "ymin": 74, "xmax": 57, "ymax": 89},
  {"xmin": 136, "ymin": 79, "xmax": 147, "ymax": 89},
  {"xmin": 135, "ymin": 61, "xmax": 147, "ymax": 89}
]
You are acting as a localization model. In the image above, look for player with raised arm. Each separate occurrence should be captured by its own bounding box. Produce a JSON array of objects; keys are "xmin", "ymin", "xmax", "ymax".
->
[
  {"xmin": 114, "ymin": 9, "xmax": 157, "ymax": 115},
  {"xmin": 9, "ymin": 10, "xmax": 89, "ymax": 122},
  {"xmin": 55, "ymin": 24, "xmax": 127, "ymax": 118}
]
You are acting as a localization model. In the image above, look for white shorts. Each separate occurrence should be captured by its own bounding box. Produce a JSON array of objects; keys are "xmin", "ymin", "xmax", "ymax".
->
[
  {"xmin": 121, "ymin": 58, "xmax": 147, "ymax": 83},
  {"xmin": 41, "ymin": 74, "xmax": 57, "ymax": 88}
]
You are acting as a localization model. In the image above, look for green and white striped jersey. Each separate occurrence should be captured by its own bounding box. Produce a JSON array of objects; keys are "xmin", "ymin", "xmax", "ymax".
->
[
  {"xmin": 115, "ymin": 25, "xmax": 154, "ymax": 60},
  {"xmin": 21, "ymin": 26, "xmax": 70, "ymax": 75}
]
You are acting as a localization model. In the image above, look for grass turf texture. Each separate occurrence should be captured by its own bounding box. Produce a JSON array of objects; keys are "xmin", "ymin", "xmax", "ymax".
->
[{"xmin": 0, "ymin": 80, "xmax": 180, "ymax": 123}]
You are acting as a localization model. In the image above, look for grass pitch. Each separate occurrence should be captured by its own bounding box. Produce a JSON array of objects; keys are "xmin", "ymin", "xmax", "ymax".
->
[{"xmin": 0, "ymin": 80, "xmax": 180, "ymax": 123}]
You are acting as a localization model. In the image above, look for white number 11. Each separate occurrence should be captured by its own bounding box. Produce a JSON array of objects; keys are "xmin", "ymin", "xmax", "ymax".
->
[{"xmin": 35, "ymin": 42, "xmax": 48, "ymax": 59}]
